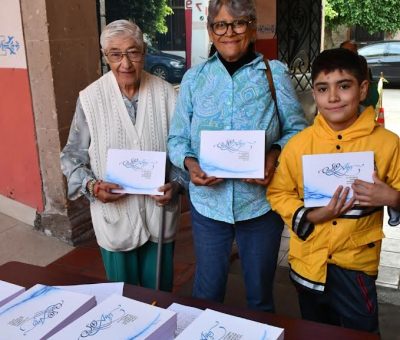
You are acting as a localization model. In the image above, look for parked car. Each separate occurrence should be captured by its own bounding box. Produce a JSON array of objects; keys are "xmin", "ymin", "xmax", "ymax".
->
[
  {"xmin": 144, "ymin": 46, "xmax": 186, "ymax": 84},
  {"xmin": 358, "ymin": 41, "xmax": 400, "ymax": 86}
]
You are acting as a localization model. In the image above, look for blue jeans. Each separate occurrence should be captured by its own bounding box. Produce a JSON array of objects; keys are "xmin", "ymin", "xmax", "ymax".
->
[{"xmin": 190, "ymin": 201, "xmax": 284, "ymax": 312}]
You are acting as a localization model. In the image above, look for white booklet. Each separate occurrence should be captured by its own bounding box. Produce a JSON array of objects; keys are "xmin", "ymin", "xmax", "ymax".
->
[
  {"xmin": 199, "ymin": 130, "xmax": 265, "ymax": 178},
  {"xmin": 0, "ymin": 280, "xmax": 25, "ymax": 307},
  {"xmin": 0, "ymin": 284, "xmax": 95, "ymax": 339},
  {"xmin": 175, "ymin": 308, "xmax": 284, "ymax": 340},
  {"xmin": 302, "ymin": 151, "xmax": 374, "ymax": 207},
  {"xmin": 50, "ymin": 294, "xmax": 177, "ymax": 340},
  {"xmin": 167, "ymin": 302, "xmax": 203, "ymax": 337},
  {"xmin": 105, "ymin": 149, "xmax": 166, "ymax": 195},
  {"xmin": 55, "ymin": 282, "xmax": 124, "ymax": 304}
]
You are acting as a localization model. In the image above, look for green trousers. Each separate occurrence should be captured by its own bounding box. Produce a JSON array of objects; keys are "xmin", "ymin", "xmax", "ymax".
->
[{"xmin": 100, "ymin": 241, "xmax": 174, "ymax": 292}]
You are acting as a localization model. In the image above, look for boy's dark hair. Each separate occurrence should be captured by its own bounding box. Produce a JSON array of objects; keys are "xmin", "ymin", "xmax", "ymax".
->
[{"xmin": 311, "ymin": 48, "xmax": 366, "ymax": 85}]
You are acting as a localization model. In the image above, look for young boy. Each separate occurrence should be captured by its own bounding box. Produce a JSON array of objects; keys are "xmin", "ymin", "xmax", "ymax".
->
[{"xmin": 267, "ymin": 48, "xmax": 400, "ymax": 333}]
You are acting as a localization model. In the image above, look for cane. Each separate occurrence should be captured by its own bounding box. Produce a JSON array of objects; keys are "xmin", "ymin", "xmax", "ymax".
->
[{"xmin": 155, "ymin": 208, "xmax": 166, "ymax": 290}]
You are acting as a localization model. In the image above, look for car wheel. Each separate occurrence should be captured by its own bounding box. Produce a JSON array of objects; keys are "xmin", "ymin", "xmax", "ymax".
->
[{"xmin": 151, "ymin": 65, "xmax": 168, "ymax": 80}]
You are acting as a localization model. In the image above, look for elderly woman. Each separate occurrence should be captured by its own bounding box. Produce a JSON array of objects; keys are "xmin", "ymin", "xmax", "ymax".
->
[
  {"xmin": 168, "ymin": 0, "xmax": 308, "ymax": 311},
  {"xmin": 61, "ymin": 20, "xmax": 184, "ymax": 291}
]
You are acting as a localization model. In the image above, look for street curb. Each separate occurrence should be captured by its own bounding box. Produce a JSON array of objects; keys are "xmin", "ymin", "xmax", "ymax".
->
[{"xmin": 377, "ymin": 286, "xmax": 400, "ymax": 306}]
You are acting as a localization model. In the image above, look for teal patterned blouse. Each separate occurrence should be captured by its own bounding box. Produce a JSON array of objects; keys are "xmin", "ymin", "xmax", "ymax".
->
[{"xmin": 168, "ymin": 53, "xmax": 308, "ymax": 223}]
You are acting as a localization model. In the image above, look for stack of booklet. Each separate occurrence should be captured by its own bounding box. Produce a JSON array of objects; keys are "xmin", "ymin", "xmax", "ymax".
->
[
  {"xmin": 0, "ymin": 284, "xmax": 96, "ymax": 339},
  {"xmin": 175, "ymin": 308, "xmax": 284, "ymax": 340},
  {"xmin": 50, "ymin": 294, "xmax": 177, "ymax": 339},
  {"xmin": 0, "ymin": 279, "xmax": 285, "ymax": 339},
  {"xmin": 0, "ymin": 279, "xmax": 25, "ymax": 307}
]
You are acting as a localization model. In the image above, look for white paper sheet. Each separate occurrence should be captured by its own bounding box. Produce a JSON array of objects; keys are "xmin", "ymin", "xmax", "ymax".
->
[
  {"xmin": 0, "ymin": 280, "xmax": 25, "ymax": 307},
  {"xmin": 0, "ymin": 284, "xmax": 95, "ymax": 339},
  {"xmin": 55, "ymin": 282, "xmax": 123, "ymax": 304},
  {"xmin": 199, "ymin": 130, "xmax": 265, "ymax": 178},
  {"xmin": 50, "ymin": 294, "xmax": 176, "ymax": 340},
  {"xmin": 105, "ymin": 149, "xmax": 166, "ymax": 195},
  {"xmin": 175, "ymin": 308, "xmax": 284, "ymax": 340},
  {"xmin": 167, "ymin": 302, "xmax": 203, "ymax": 337},
  {"xmin": 302, "ymin": 151, "xmax": 374, "ymax": 207}
]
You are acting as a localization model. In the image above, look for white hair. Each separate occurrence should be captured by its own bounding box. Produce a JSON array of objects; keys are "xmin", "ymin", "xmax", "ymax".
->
[
  {"xmin": 100, "ymin": 19, "xmax": 144, "ymax": 51},
  {"xmin": 207, "ymin": 0, "xmax": 257, "ymax": 24}
]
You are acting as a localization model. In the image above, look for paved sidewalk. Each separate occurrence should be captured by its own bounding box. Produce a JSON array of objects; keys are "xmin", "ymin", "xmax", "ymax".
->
[
  {"xmin": 0, "ymin": 212, "xmax": 73, "ymax": 266},
  {"xmin": 376, "ymin": 88, "xmax": 400, "ymax": 290}
]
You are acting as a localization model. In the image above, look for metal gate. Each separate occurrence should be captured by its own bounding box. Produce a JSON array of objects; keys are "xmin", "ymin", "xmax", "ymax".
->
[{"xmin": 276, "ymin": 0, "xmax": 322, "ymax": 91}]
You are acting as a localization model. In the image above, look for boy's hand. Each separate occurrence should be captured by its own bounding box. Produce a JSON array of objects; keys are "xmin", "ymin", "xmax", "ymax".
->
[
  {"xmin": 352, "ymin": 171, "xmax": 400, "ymax": 209},
  {"xmin": 307, "ymin": 186, "xmax": 355, "ymax": 224}
]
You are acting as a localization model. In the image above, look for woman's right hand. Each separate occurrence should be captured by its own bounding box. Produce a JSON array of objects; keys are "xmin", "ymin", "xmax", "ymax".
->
[
  {"xmin": 184, "ymin": 157, "xmax": 223, "ymax": 186},
  {"xmin": 92, "ymin": 181, "xmax": 126, "ymax": 203}
]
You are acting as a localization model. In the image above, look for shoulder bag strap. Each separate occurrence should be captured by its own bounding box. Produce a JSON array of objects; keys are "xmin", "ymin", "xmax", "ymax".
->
[{"xmin": 264, "ymin": 58, "xmax": 282, "ymax": 136}]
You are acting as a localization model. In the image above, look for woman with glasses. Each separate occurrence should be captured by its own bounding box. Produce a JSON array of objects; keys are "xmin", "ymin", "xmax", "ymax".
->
[
  {"xmin": 61, "ymin": 20, "xmax": 185, "ymax": 291},
  {"xmin": 168, "ymin": 0, "xmax": 307, "ymax": 311}
]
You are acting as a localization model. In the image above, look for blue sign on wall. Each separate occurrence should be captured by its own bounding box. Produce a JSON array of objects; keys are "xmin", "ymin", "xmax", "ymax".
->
[{"xmin": 0, "ymin": 35, "xmax": 20, "ymax": 56}]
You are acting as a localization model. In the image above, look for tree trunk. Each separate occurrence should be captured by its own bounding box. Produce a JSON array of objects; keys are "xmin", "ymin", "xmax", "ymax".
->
[{"xmin": 324, "ymin": 27, "xmax": 334, "ymax": 49}]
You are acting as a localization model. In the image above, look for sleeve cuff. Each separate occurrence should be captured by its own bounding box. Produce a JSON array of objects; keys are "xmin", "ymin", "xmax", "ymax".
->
[
  {"xmin": 292, "ymin": 206, "xmax": 315, "ymax": 240},
  {"xmin": 169, "ymin": 167, "xmax": 190, "ymax": 192},
  {"xmin": 270, "ymin": 144, "xmax": 281, "ymax": 151},
  {"xmin": 81, "ymin": 176, "xmax": 96, "ymax": 202},
  {"xmin": 182, "ymin": 154, "xmax": 198, "ymax": 171}
]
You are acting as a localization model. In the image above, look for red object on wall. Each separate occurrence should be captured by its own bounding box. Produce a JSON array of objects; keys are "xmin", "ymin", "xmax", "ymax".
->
[
  {"xmin": 255, "ymin": 39, "xmax": 278, "ymax": 60},
  {"xmin": 185, "ymin": 8, "xmax": 192, "ymax": 69},
  {"xmin": 0, "ymin": 68, "xmax": 44, "ymax": 212}
]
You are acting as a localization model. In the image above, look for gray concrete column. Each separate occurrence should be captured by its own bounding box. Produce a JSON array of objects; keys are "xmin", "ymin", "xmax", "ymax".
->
[{"xmin": 20, "ymin": 0, "xmax": 100, "ymax": 244}]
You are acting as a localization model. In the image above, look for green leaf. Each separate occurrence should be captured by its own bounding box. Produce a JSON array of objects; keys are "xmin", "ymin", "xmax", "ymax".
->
[
  {"xmin": 105, "ymin": 0, "xmax": 173, "ymax": 41},
  {"xmin": 324, "ymin": 0, "xmax": 400, "ymax": 34}
]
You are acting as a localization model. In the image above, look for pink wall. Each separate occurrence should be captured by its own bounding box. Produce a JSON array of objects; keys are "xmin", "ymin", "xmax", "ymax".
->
[{"xmin": 0, "ymin": 68, "xmax": 44, "ymax": 211}]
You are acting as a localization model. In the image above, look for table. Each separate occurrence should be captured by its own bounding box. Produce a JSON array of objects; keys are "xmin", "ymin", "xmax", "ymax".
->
[{"xmin": 0, "ymin": 261, "xmax": 379, "ymax": 340}]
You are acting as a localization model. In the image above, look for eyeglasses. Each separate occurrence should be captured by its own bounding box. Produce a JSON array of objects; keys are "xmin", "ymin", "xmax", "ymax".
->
[
  {"xmin": 104, "ymin": 50, "xmax": 144, "ymax": 63},
  {"xmin": 210, "ymin": 20, "xmax": 253, "ymax": 36}
]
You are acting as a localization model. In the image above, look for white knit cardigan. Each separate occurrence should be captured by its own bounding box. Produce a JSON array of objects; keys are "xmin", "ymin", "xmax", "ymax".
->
[{"xmin": 79, "ymin": 70, "xmax": 179, "ymax": 251}]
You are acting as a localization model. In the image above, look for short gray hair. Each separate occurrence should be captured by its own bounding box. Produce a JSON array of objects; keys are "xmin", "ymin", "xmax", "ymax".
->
[
  {"xmin": 207, "ymin": 0, "xmax": 257, "ymax": 24},
  {"xmin": 100, "ymin": 19, "xmax": 144, "ymax": 51}
]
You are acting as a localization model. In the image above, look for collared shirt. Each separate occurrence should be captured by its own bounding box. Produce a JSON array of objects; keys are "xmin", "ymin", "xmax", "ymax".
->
[
  {"xmin": 61, "ymin": 93, "xmax": 187, "ymax": 201},
  {"xmin": 168, "ymin": 53, "xmax": 308, "ymax": 223},
  {"xmin": 122, "ymin": 93, "xmax": 139, "ymax": 123}
]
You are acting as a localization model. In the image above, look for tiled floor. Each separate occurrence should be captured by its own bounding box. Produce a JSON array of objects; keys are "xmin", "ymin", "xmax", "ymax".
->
[{"xmin": 46, "ymin": 239, "xmax": 106, "ymax": 281}]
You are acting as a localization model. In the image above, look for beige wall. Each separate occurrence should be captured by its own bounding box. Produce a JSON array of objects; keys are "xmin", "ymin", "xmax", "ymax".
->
[{"xmin": 391, "ymin": 32, "xmax": 400, "ymax": 39}]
